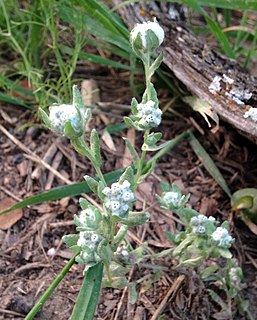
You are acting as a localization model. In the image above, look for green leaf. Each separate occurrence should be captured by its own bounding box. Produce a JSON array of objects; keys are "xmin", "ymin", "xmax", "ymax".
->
[
  {"xmin": 218, "ymin": 248, "xmax": 232, "ymax": 259},
  {"xmin": 90, "ymin": 129, "xmax": 102, "ymax": 166},
  {"xmin": 119, "ymin": 166, "xmax": 135, "ymax": 191},
  {"xmin": 70, "ymin": 262, "xmax": 103, "ymax": 320},
  {"xmin": 129, "ymin": 283, "xmax": 138, "ymax": 304},
  {"xmin": 63, "ymin": 234, "xmax": 79, "ymax": 248},
  {"xmin": 102, "ymin": 276, "xmax": 129, "ymax": 289},
  {"xmin": 120, "ymin": 211, "xmax": 150, "ymax": 227},
  {"xmin": 84, "ymin": 175, "xmax": 99, "ymax": 194},
  {"xmin": 39, "ymin": 108, "xmax": 51, "ymax": 128},
  {"xmin": 200, "ymin": 264, "xmax": 219, "ymax": 280},
  {"xmin": 123, "ymin": 117, "xmax": 138, "ymax": 130},
  {"xmin": 123, "ymin": 138, "xmax": 140, "ymax": 166},
  {"xmin": 149, "ymin": 52, "xmax": 163, "ymax": 78},
  {"xmin": 79, "ymin": 197, "xmax": 91, "ymax": 209},
  {"xmin": 188, "ymin": 132, "xmax": 231, "ymax": 197},
  {"xmin": 0, "ymin": 168, "xmax": 125, "ymax": 216}
]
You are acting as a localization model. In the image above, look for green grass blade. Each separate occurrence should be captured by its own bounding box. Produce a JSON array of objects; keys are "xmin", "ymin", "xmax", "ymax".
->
[
  {"xmin": 71, "ymin": 262, "xmax": 104, "ymax": 320},
  {"xmin": 188, "ymin": 132, "xmax": 231, "ymax": 197},
  {"xmin": 0, "ymin": 168, "xmax": 125, "ymax": 215},
  {"xmin": 0, "ymin": 92, "xmax": 32, "ymax": 108},
  {"xmin": 182, "ymin": 0, "xmax": 235, "ymax": 59},
  {"xmin": 113, "ymin": 1, "xmax": 257, "ymax": 11},
  {"xmin": 60, "ymin": 45, "xmax": 138, "ymax": 71}
]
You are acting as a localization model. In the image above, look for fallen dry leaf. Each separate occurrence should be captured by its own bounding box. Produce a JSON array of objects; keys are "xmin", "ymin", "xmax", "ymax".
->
[{"xmin": 0, "ymin": 198, "xmax": 23, "ymax": 230}]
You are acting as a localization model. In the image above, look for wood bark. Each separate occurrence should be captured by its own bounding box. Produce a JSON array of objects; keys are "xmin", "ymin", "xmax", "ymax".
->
[{"xmin": 114, "ymin": 1, "xmax": 257, "ymax": 143}]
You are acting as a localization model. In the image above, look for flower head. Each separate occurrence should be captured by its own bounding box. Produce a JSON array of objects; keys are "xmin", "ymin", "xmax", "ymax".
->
[
  {"xmin": 211, "ymin": 227, "xmax": 234, "ymax": 248},
  {"xmin": 40, "ymin": 85, "xmax": 90, "ymax": 138},
  {"xmin": 136, "ymin": 100, "xmax": 162, "ymax": 129},
  {"xmin": 190, "ymin": 215, "xmax": 215, "ymax": 235},
  {"xmin": 49, "ymin": 104, "xmax": 82, "ymax": 135},
  {"xmin": 130, "ymin": 19, "xmax": 164, "ymax": 54},
  {"xmin": 103, "ymin": 180, "xmax": 135, "ymax": 218}
]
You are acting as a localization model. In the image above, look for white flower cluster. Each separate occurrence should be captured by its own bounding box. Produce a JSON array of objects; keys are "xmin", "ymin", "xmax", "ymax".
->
[
  {"xmin": 163, "ymin": 191, "xmax": 181, "ymax": 207},
  {"xmin": 211, "ymin": 227, "xmax": 233, "ymax": 248},
  {"xmin": 102, "ymin": 180, "xmax": 134, "ymax": 218},
  {"xmin": 229, "ymin": 267, "xmax": 241, "ymax": 287},
  {"xmin": 190, "ymin": 215, "xmax": 215, "ymax": 234},
  {"xmin": 137, "ymin": 100, "xmax": 162, "ymax": 129},
  {"xmin": 79, "ymin": 208, "xmax": 95, "ymax": 226},
  {"xmin": 244, "ymin": 107, "xmax": 257, "ymax": 122},
  {"xmin": 131, "ymin": 20, "xmax": 164, "ymax": 50},
  {"xmin": 77, "ymin": 231, "xmax": 100, "ymax": 250},
  {"xmin": 116, "ymin": 246, "xmax": 129, "ymax": 257},
  {"xmin": 49, "ymin": 104, "xmax": 81, "ymax": 134}
]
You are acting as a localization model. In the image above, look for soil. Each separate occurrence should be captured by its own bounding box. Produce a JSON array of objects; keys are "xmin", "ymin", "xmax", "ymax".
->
[{"xmin": 1, "ymin": 64, "xmax": 257, "ymax": 320}]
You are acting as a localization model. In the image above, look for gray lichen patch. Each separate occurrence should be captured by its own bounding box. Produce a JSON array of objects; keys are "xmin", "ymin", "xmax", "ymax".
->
[
  {"xmin": 244, "ymin": 107, "xmax": 257, "ymax": 122},
  {"xmin": 208, "ymin": 73, "xmax": 252, "ymax": 105}
]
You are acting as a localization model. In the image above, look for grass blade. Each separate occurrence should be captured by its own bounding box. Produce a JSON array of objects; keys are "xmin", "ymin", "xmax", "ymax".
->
[
  {"xmin": 182, "ymin": 0, "xmax": 235, "ymax": 59},
  {"xmin": 0, "ymin": 168, "xmax": 125, "ymax": 215},
  {"xmin": 188, "ymin": 132, "xmax": 231, "ymax": 197},
  {"xmin": 71, "ymin": 262, "xmax": 104, "ymax": 320}
]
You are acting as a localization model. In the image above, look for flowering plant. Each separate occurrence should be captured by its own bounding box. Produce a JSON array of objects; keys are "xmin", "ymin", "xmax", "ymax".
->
[{"xmin": 25, "ymin": 19, "xmax": 250, "ymax": 320}]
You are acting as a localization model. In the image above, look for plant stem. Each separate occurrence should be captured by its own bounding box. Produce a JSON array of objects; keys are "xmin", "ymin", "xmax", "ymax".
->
[
  {"xmin": 144, "ymin": 53, "xmax": 151, "ymax": 100},
  {"xmin": 25, "ymin": 253, "xmax": 78, "ymax": 320},
  {"xmin": 135, "ymin": 130, "xmax": 149, "ymax": 184},
  {"xmin": 71, "ymin": 136, "xmax": 106, "ymax": 186},
  {"xmin": 147, "ymin": 130, "xmax": 191, "ymax": 168}
]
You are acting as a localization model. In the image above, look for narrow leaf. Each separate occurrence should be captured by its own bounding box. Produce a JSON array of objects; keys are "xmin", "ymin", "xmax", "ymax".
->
[
  {"xmin": 71, "ymin": 262, "xmax": 104, "ymax": 320},
  {"xmin": 188, "ymin": 132, "xmax": 231, "ymax": 197}
]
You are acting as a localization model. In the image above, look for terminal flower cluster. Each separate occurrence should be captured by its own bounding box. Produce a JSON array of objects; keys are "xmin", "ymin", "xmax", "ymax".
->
[
  {"xmin": 137, "ymin": 100, "xmax": 162, "ymax": 129},
  {"xmin": 102, "ymin": 180, "xmax": 135, "ymax": 218},
  {"xmin": 163, "ymin": 190, "xmax": 182, "ymax": 208},
  {"xmin": 130, "ymin": 19, "xmax": 164, "ymax": 52},
  {"xmin": 76, "ymin": 231, "xmax": 102, "ymax": 264},
  {"xmin": 190, "ymin": 215, "xmax": 216, "ymax": 234},
  {"xmin": 211, "ymin": 227, "xmax": 234, "ymax": 248},
  {"xmin": 49, "ymin": 103, "xmax": 82, "ymax": 134}
]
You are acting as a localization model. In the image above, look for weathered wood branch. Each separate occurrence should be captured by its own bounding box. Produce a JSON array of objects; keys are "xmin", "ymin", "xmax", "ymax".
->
[{"xmin": 114, "ymin": 1, "xmax": 257, "ymax": 142}]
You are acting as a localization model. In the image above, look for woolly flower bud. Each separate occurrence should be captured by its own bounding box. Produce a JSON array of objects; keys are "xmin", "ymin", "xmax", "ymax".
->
[
  {"xmin": 79, "ymin": 208, "xmax": 95, "ymax": 225},
  {"xmin": 137, "ymin": 100, "xmax": 162, "ymax": 129},
  {"xmin": 102, "ymin": 180, "xmax": 134, "ymax": 218},
  {"xmin": 77, "ymin": 231, "xmax": 100, "ymax": 249},
  {"xmin": 190, "ymin": 215, "xmax": 215, "ymax": 235},
  {"xmin": 229, "ymin": 267, "xmax": 242, "ymax": 287},
  {"xmin": 211, "ymin": 227, "xmax": 234, "ymax": 248},
  {"xmin": 130, "ymin": 20, "xmax": 164, "ymax": 53},
  {"xmin": 49, "ymin": 104, "xmax": 82, "ymax": 135},
  {"xmin": 163, "ymin": 191, "xmax": 181, "ymax": 207}
]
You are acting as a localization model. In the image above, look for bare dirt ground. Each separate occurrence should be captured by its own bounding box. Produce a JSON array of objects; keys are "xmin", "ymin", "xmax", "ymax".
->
[{"xmin": 1, "ymin": 65, "xmax": 257, "ymax": 319}]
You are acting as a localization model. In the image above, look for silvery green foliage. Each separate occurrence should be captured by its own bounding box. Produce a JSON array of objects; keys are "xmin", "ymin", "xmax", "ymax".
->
[
  {"xmin": 102, "ymin": 180, "xmax": 135, "ymax": 218},
  {"xmin": 157, "ymin": 182, "xmax": 190, "ymax": 211},
  {"xmin": 39, "ymin": 85, "xmax": 91, "ymax": 139},
  {"xmin": 157, "ymin": 183, "xmax": 234, "ymax": 264},
  {"xmin": 125, "ymin": 84, "xmax": 162, "ymax": 131},
  {"xmin": 211, "ymin": 227, "xmax": 234, "ymax": 249},
  {"xmin": 130, "ymin": 19, "xmax": 164, "ymax": 55}
]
